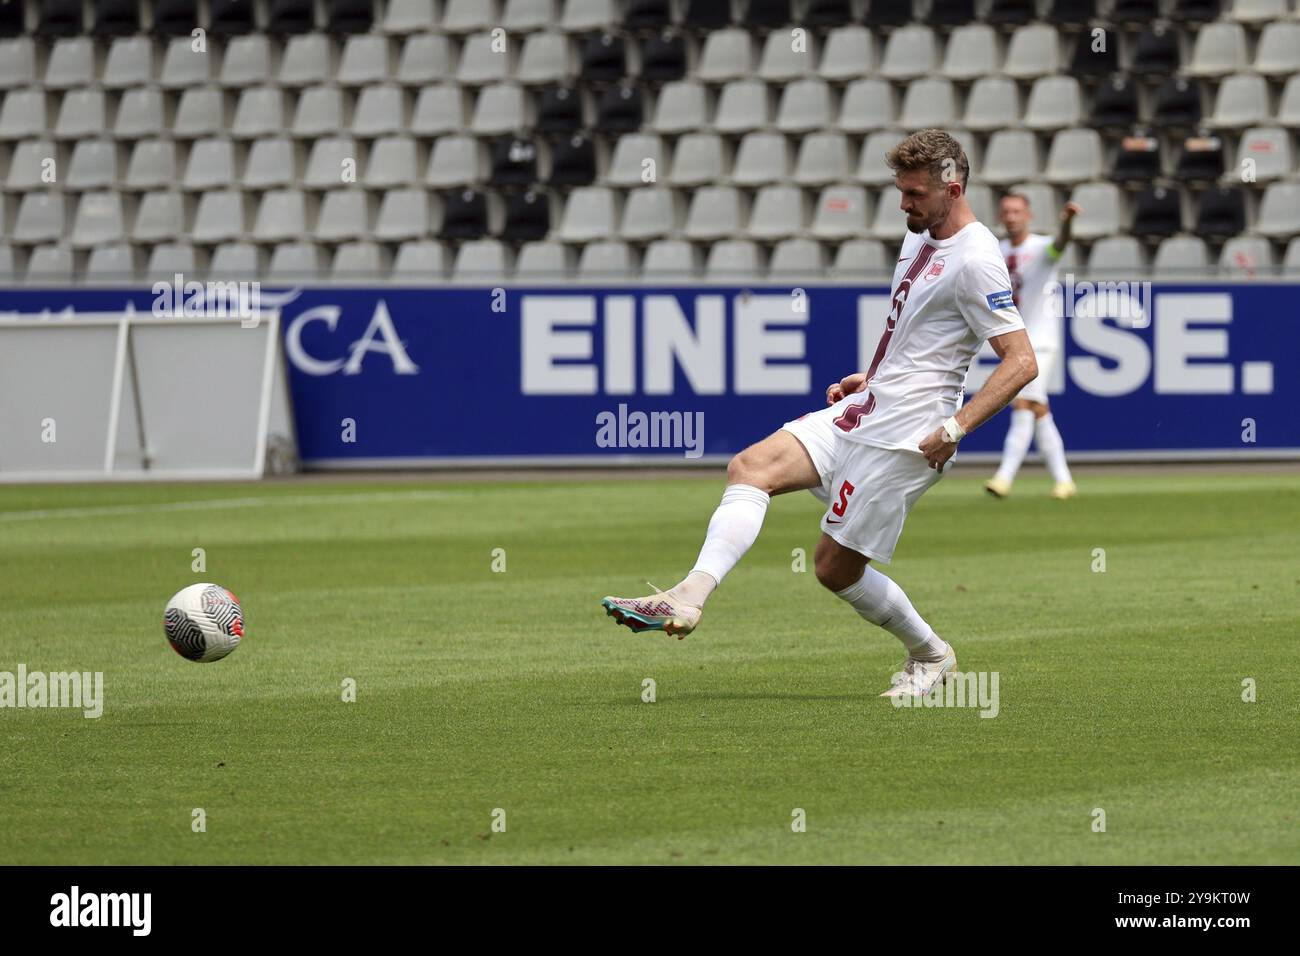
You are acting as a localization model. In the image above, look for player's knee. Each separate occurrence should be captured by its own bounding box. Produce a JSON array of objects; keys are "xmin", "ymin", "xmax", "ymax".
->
[
  {"xmin": 814, "ymin": 550, "xmax": 865, "ymax": 593},
  {"xmin": 727, "ymin": 448, "xmax": 767, "ymax": 491}
]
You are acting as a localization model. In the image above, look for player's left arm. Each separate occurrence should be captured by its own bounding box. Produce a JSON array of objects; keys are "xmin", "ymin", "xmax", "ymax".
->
[{"xmin": 1049, "ymin": 202, "xmax": 1082, "ymax": 258}]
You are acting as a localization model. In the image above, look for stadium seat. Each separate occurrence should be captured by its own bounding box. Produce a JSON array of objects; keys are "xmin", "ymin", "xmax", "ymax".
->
[
  {"xmin": 683, "ymin": 0, "xmax": 733, "ymax": 30},
  {"xmin": 624, "ymin": 0, "xmax": 673, "ymax": 30},
  {"xmin": 392, "ymin": 239, "xmax": 450, "ymax": 278},
  {"xmin": 160, "ymin": 36, "xmax": 212, "ymax": 89},
  {"xmin": 684, "ymin": 186, "xmax": 749, "ymax": 240},
  {"xmin": 1171, "ymin": 0, "xmax": 1222, "ymax": 19},
  {"xmin": 0, "ymin": 246, "xmax": 20, "ymax": 280},
  {"xmin": 1112, "ymin": 0, "xmax": 1160, "ymax": 24},
  {"xmin": 254, "ymin": 190, "xmax": 314, "ymax": 243},
  {"xmin": 1004, "ymin": 24, "xmax": 1060, "ymax": 79},
  {"xmin": 880, "ymin": 26, "xmax": 937, "ymax": 81},
  {"xmin": 941, "ymin": 25, "xmax": 999, "ymax": 81},
  {"xmin": 547, "ymin": 133, "xmax": 598, "ymax": 185},
  {"xmin": 805, "ymin": 0, "xmax": 854, "ymax": 26},
  {"xmin": 1208, "ymin": 74, "xmax": 1269, "ymax": 128},
  {"xmin": 443, "ymin": 0, "xmax": 501, "ymax": 33},
  {"xmin": 705, "ymin": 240, "xmax": 764, "ymax": 281},
  {"xmin": 515, "ymin": 241, "xmax": 575, "ymax": 281},
  {"xmin": 856, "ymin": 130, "xmax": 902, "ymax": 185},
  {"xmin": 1187, "ymin": 22, "xmax": 1248, "ymax": 76},
  {"xmin": 578, "ymin": 240, "xmax": 637, "ymax": 280},
  {"xmin": 505, "ymin": 0, "xmax": 559, "ymax": 32},
  {"xmin": 71, "ymin": 192, "xmax": 127, "ymax": 247},
  {"xmin": 562, "ymin": 0, "xmax": 620, "ymax": 32},
  {"xmin": 698, "ymin": 29, "xmax": 756, "ymax": 83},
  {"xmin": 748, "ymin": 186, "xmax": 808, "ymax": 239},
  {"xmin": 412, "ymin": 85, "xmax": 468, "ymax": 136},
  {"xmin": 652, "ymin": 81, "xmax": 709, "ymax": 133},
  {"xmin": 102, "ymin": 36, "xmax": 154, "ymax": 89},
  {"xmin": 868, "ymin": 0, "xmax": 914, "ymax": 26},
  {"xmin": 793, "ymin": 131, "xmax": 851, "ymax": 185},
  {"xmin": 931, "ymin": 0, "xmax": 977, "ymax": 24},
  {"xmin": 132, "ymin": 192, "xmax": 186, "ymax": 242},
  {"xmin": 1217, "ymin": 236, "xmax": 1274, "ymax": 278},
  {"xmin": 146, "ymin": 243, "xmax": 201, "ymax": 280},
  {"xmin": 1227, "ymin": 0, "xmax": 1287, "ymax": 22},
  {"xmin": 362, "ymin": 136, "xmax": 420, "ymax": 188},
  {"xmin": 775, "ymin": 79, "xmax": 833, "ymax": 133},
  {"xmin": 375, "ymin": 188, "xmax": 435, "ymax": 240},
  {"xmin": 353, "ymin": 85, "xmax": 407, "ymax": 137},
  {"xmin": 209, "ymin": 243, "xmax": 264, "ymax": 279},
  {"xmin": 987, "ymin": 0, "xmax": 1037, "ymax": 24},
  {"xmin": 459, "ymin": 32, "xmax": 515, "ymax": 86},
  {"xmin": 426, "ymin": 134, "xmax": 485, "ymax": 187},
  {"xmin": 1254, "ymin": 183, "xmax": 1300, "ymax": 238},
  {"xmin": 745, "ymin": 0, "xmax": 795, "ymax": 29},
  {"xmin": 268, "ymin": 0, "xmax": 316, "ymax": 34},
  {"xmin": 5, "ymin": 140, "xmax": 52, "ymax": 190},
  {"xmin": 221, "ymin": 36, "xmax": 275, "ymax": 88},
  {"xmin": 501, "ymin": 190, "xmax": 552, "ymax": 241},
  {"xmin": 182, "ymin": 139, "xmax": 238, "ymax": 190},
  {"xmin": 819, "ymin": 27, "xmax": 874, "ymax": 81},
  {"xmin": 397, "ymin": 35, "xmax": 454, "ymax": 86},
  {"xmin": 1068, "ymin": 183, "xmax": 1123, "ymax": 240},
  {"xmin": 0, "ymin": 91, "xmax": 47, "ymax": 141},
  {"xmin": 732, "ymin": 131, "xmax": 791, "ymax": 184},
  {"xmin": 983, "ymin": 130, "xmax": 1041, "ymax": 185},
  {"xmin": 1131, "ymin": 24, "xmax": 1180, "ymax": 76},
  {"xmin": 232, "ymin": 88, "xmax": 288, "ymax": 139},
  {"xmin": 38, "ymin": 0, "xmax": 84, "ymax": 37},
  {"xmin": 305, "ymin": 136, "xmax": 360, "ymax": 189},
  {"xmin": 1152, "ymin": 76, "xmax": 1203, "ymax": 129},
  {"xmin": 839, "ymin": 79, "xmax": 895, "ymax": 133},
  {"xmin": 67, "ymin": 140, "xmax": 118, "ymax": 190},
  {"xmin": 900, "ymin": 79, "xmax": 958, "ymax": 129},
  {"xmin": 1255, "ymin": 22, "xmax": 1300, "ymax": 75},
  {"xmin": 642, "ymin": 239, "xmax": 702, "ymax": 280},
  {"xmin": 453, "ymin": 239, "xmax": 515, "ymax": 280},
  {"xmin": 488, "ymin": 136, "xmax": 539, "ymax": 186},
  {"xmin": 470, "ymin": 84, "xmax": 529, "ymax": 136},
  {"xmin": 268, "ymin": 242, "xmax": 327, "ymax": 281},
  {"xmin": 44, "ymin": 37, "xmax": 95, "ymax": 90},
  {"xmin": 244, "ymin": 138, "xmax": 300, "ymax": 189},
  {"xmin": 1233, "ymin": 127, "xmax": 1292, "ymax": 182},
  {"xmin": 559, "ymin": 186, "xmax": 621, "ymax": 241},
  {"xmin": 1087, "ymin": 236, "xmax": 1147, "ymax": 276},
  {"xmin": 1193, "ymin": 186, "xmax": 1245, "ymax": 238},
  {"xmin": 1173, "ymin": 134, "xmax": 1224, "ymax": 182},
  {"xmin": 1283, "ymin": 238, "xmax": 1300, "ymax": 274},
  {"xmin": 332, "ymin": 241, "xmax": 390, "ymax": 279},
  {"xmin": 1023, "ymin": 76, "xmax": 1082, "ymax": 131},
  {"xmin": 93, "ymin": 0, "xmax": 140, "ymax": 36},
  {"xmin": 641, "ymin": 34, "xmax": 687, "ymax": 83},
  {"xmin": 27, "ymin": 246, "xmax": 74, "ymax": 282},
  {"xmin": 620, "ymin": 188, "xmax": 682, "ymax": 240},
  {"xmin": 831, "ymin": 239, "xmax": 889, "ymax": 279},
  {"xmin": 210, "ymin": 0, "xmax": 256, "ymax": 36},
  {"xmin": 152, "ymin": 0, "xmax": 198, "ymax": 36},
  {"xmin": 1090, "ymin": 76, "xmax": 1139, "ymax": 131},
  {"xmin": 55, "ymin": 90, "xmax": 107, "ymax": 141},
  {"xmin": 1043, "ymin": 128, "xmax": 1103, "ymax": 183},
  {"xmin": 518, "ymin": 33, "xmax": 576, "ymax": 85},
  {"xmin": 173, "ymin": 89, "xmax": 226, "ymax": 139},
  {"xmin": 1279, "ymin": 76, "xmax": 1300, "ymax": 128},
  {"xmin": 338, "ymin": 36, "xmax": 391, "ymax": 86},
  {"xmin": 671, "ymin": 133, "xmax": 729, "ymax": 186},
  {"xmin": 1111, "ymin": 135, "xmax": 1163, "ymax": 183},
  {"xmin": 606, "ymin": 133, "xmax": 668, "ymax": 186},
  {"xmin": 814, "ymin": 185, "xmax": 871, "ymax": 239},
  {"xmin": 1150, "ymin": 236, "xmax": 1210, "ymax": 277},
  {"xmin": 714, "ymin": 80, "xmax": 770, "ymax": 133},
  {"xmin": 0, "ymin": 38, "xmax": 37, "ymax": 89},
  {"xmin": 326, "ymin": 0, "xmax": 375, "ymax": 32},
  {"xmin": 964, "ymin": 77, "xmax": 1019, "ymax": 132},
  {"xmin": 758, "ymin": 28, "xmax": 816, "ymax": 82},
  {"xmin": 769, "ymin": 238, "xmax": 827, "ymax": 278},
  {"xmin": 317, "ymin": 190, "xmax": 373, "ymax": 242},
  {"xmin": 1131, "ymin": 186, "xmax": 1184, "ymax": 238},
  {"xmin": 1006, "ymin": 183, "xmax": 1058, "ymax": 221},
  {"xmin": 124, "ymin": 140, "xmax": 178, "ymax": 191},
  {"xmin": 1067, "ymin": 30, "xmax": 1117, "ymax": 77},
  {"xmin": 440, "ymin": 191, "xmax": 493, "ymax": 241}
]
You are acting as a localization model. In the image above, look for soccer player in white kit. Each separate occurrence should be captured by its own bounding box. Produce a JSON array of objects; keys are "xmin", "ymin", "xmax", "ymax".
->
[
  {"xmin": 601, "ymin": 130, "xmax": 1040, "ymax": 698},
  {"xmin": 985, "ymin": 194, "xmax": 1080, "ymax": 500}
]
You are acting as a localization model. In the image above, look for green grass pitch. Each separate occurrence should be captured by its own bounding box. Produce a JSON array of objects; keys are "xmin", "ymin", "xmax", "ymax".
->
[{"xmin": 1, "ymin": 470, "xmax": 1296, "ymax": 865}]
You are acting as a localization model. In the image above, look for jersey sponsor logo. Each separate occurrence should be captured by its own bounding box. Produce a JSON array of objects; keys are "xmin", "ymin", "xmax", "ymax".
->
[
  {"xmin": 924, "ymin": 258, "xmax": 946, "ymax": 280},
  {"xmin": 986, "ymin": 290, "xmax": 1015, "ymax": 311}
]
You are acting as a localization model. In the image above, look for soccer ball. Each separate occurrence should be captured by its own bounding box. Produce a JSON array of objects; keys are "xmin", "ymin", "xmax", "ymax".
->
[{"xmin": 164, "ymin": 583, "xmax": 245, "ymax": 663}]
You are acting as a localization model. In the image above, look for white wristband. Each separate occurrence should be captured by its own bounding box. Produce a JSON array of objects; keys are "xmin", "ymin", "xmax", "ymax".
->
[{"xmin": 942, "ymin": 416, "xmax": 966, "ymax": 443}]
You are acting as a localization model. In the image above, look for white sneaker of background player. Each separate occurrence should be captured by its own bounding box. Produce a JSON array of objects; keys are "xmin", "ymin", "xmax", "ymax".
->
[{"xmin": 879, "ymin": 643, "xmax": 957, "ymax": 698}]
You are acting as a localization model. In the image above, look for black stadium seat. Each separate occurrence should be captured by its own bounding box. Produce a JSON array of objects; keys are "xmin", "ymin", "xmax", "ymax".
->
[
  {"xmin": 210, "ymin": 0, "xmax": 256, "ymax": 36},
  {"xmin": 596, "ymin": 84, "xmax": 643, "ymax": 132},
  {"xmin": 153, "ymin": 0, "xmax": 200, "ymax": 35},
  {"xmin": 1111, "ymin": 0, "xmax": 1160, "ymax": 22},
  {"xmin": 1152, "ymin": 76, "xmax": 1202, "ymax": 129},
  {"xmin": 744, "ymin": 0, "xmax": 793, "ymax": 28},
  {"xmin": 804, "ymin": 0, "xmax": 855, "ymax": 27},
  {"xmin": 1090, "ymin": 76, "xmax": 1139, "ymax": 130},
  {"xmin": 502, "ymin": 191, "xmax": 551, "ymax": 241},
  {"xmin": 1171, "ymin": 0, "xmax": 1221, "ymax": 21},
  {"xmin": 625, "ymin": 0, "xmax": 674, "ymax": 30},
  {"xmin": 987, "ymin": 0, "xmax": 1036, "ymax": 25},
  {"xmin": 268, "ymin": 0, "xmax": 316, "ymax": 34},
  {"xmin": 580, "ymin": 34, "xmax": 627, "ymax": 83},
  {"xmin": 1195, "ymin": 187, "xmax": 1245, "ymax": 238},
  {"xmin": 1131, "ymin": 186, "xmax": 1183, "ymax": 238},
  {"xmin": 441, "ymin": 190, "xmax": 490, "ymax": 240},
  {"xmin": 1070, "ymin": 30, "xmax": 1119, "ymax": 76},
  {"xmin": 1111, "ymin": 135, "xmax": 1162, "ymax": 182},
  {"xmin": 326, "ymin": 0, "xmax": 374, "ymax": 33},
  {"xmin": 868, "ymin": 0, "xmax": 914, "ymax": 27},
  {"xmin": 1045, "ymin": 0, "xmax": 1096, "ymax": 26},
  {"xmin": 490, "ymin": 137, "xmax": 539, "ymax": 187},
  {"xmin": 641, "ymin": 34, "xmax": 687, "ymax": 83},
  {"xmin": 547, "ymin": 134, "xmax": 597, "ymax": 186},
  {"xmin": 536, "ymin": 87, "xmax": 585, "ymax": 133},
  {"xmin": 93, "ymin": 0, "xmax": 140, "ymax": 35},
  {"xmin": 0, "ymin": 0, "xmax": 23, "ymax": 37},
  {"xmin": 1174, "ymin": 135, "xmax": 1225, "ymax": 182},
  {"xmin": 930, "ymin": 0, "xmax": 976, "ymax": 26},
  {"xmin": 683, "ymin": 0, "xmax": 732, "ymax": 29},
  {"xmin": 38, "ymin": 0, "xmax": 83, "ymax": 36},
  {"xmin": 1130, "ymin": 25, "xmax": 1180, "ymax": 76}
]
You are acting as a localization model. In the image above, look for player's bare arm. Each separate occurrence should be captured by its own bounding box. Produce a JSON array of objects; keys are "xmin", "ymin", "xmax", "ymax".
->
[
  {"xmin": 825, "ymin": 371, "xmax": 867, "ymax": 405},
  {"xmin": 918, "ymin": 329, "xmax": 1038, "ymax": 470},
  {"xmin": 1052, "ymin": 201, "xmax": 1081, "ymax": 255}
]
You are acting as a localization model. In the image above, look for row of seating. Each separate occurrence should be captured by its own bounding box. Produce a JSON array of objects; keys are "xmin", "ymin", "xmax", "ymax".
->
[
  {"xmin": 5, "ymin": 179, "xmax": 1296, "ymax": 247},
  {"xmin": 2, "ymin": 0, "xmax": 1294, "ymax": 40},
  {"xmin": 10, "ymin": 126, "xmax": 1294, "ymax": 195},
  {"xmin": 6, "ymin": 19, "xmax": 1298, "ymax": 93},
  {"xmin": 5, "ymin": 72, "xmax": 1298, "ymax": 147},
  {"xmin": 4, "ymin": 232, "xmax": 1297, "ymax": 283}
]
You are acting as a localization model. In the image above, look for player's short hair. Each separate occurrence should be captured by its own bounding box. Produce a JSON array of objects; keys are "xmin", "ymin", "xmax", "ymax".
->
[
  {"xmin": 886, "ymin": 129, "xmax": 970, "ymax": 190},
  {"xmin": 1001, "ymin": 192, "xmax": 1031, "ymax": 208}
]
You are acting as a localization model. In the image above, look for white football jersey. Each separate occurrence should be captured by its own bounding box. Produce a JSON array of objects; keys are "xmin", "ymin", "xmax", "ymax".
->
[
  {"xmin": 999, "ymin": 232, "xmax": 1061, "ymax": 351},
  {"xmin": 830, "ymin": 221, "xmax": 1025, "ymax": 452}
]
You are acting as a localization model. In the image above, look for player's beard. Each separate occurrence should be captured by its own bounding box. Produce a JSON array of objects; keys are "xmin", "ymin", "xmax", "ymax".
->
[{"xmin": 906, "ymin": 197, "xmax": 951, "ymax": 235}]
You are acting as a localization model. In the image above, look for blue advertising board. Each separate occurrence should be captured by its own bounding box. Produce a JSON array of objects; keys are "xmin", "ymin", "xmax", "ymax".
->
[{"xmin": 2, "ymin": 283, "xmax": 1297, "ymax": 464}]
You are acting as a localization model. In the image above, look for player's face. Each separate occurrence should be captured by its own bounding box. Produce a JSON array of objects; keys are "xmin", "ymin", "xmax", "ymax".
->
[
  {"xmin": 1000, "ymin": 198, "xmax": 1031, "ymax": 240},
  {"xmin": 895, "ymin": 169, "xmax": 957, "ymax": 234}
]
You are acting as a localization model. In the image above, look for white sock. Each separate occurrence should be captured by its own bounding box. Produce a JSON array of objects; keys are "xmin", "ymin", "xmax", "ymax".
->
[
  {"xmin": 994, "ymin": 408, "xmax": 1036, "ymax": 484},
  {"xmin": 671, "ymin": 483, "xmax": 770, "ymax": 607},
  {"xmin": 834, "ymin": 566, "xmax": 948, "ymax": 660},
  {"xmin": 1035, "ymin": 413, "xmax": 1073, "ymax": 484}
]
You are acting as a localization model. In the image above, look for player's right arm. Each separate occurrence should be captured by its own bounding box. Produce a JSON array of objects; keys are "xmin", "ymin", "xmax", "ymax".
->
[{"xmin": 826, "ymin": 371, "xmax": 868, "ymax": 405}]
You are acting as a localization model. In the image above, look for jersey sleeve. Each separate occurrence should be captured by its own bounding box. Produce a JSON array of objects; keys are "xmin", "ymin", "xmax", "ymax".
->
[{"xmin": 957, "ymin": 246, "xmax": 1026, "ymax": 341}]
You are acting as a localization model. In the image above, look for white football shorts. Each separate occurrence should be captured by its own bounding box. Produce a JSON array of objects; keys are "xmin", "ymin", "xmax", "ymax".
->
[
  {"xmin": 1018, "ymin": 344, "xmax": 1057, "ymax": 404},
  {"xmin": 781, "ymin": 405, "xmax": 946, "ymax": 564}
]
